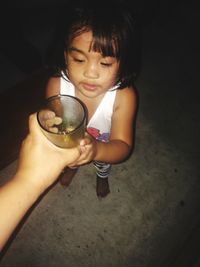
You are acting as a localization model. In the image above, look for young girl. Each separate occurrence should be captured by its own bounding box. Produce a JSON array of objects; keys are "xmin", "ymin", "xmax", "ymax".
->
[{"xmin": 45, "ymin": 1, "xmax": 138, "ymax": 198}]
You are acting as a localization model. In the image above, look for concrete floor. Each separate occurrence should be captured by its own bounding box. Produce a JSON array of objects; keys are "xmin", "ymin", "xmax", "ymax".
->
[{"xmin": 0, "ymin": 2, "xmax": 200, "ymax": 267}]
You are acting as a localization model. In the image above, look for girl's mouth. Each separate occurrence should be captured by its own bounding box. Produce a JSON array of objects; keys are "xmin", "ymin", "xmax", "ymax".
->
[{"xmin": 82, "ymin": 82, "xmax": 98, "ymax": 91}]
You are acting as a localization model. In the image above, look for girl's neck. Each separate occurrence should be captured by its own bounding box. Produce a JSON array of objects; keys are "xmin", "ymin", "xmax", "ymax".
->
[
  {"xmin": 75, "ymin": 89, "xmax": 106, "ymax": 105},
  {"xmin": 75, "ymin": 90, "xmax": 106, "ymax": 122}
]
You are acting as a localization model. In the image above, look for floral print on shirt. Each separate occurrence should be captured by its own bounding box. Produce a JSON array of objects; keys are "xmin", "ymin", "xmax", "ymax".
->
[{"xmin": 87, "ymin": 127, "xmax": 109, "ymax": 142}]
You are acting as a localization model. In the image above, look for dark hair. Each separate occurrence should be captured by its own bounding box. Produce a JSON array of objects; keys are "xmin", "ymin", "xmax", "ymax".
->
[{"xmin": 46, "ymin": 0, "xmax": 138, "ymax": 88}]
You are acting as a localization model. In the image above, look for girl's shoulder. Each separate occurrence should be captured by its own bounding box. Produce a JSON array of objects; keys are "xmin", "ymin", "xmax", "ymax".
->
[
  {"xmin": 115, "ymin": 86, "xmax": 137, "ymax": 106},
  {"xmin": 113, "ymin": 86, "xmax": 138, "ymax": 115},
  {"xmin": 46, "ymin": 77, "xmax": 61, "ymax": 98}
]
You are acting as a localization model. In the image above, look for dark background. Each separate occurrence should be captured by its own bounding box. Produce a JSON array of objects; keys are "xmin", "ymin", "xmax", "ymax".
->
[
  {"xmin": 0, "ymin": 1, "xmax": 199, "ymax": 266},
  {"xmin": 0, "ymin": 0, "xmax": 183, "ymax": 92}
]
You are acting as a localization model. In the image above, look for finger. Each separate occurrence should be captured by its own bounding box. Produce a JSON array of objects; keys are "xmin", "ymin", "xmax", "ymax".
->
[
  {"xmin": 71, "ymin": 150, "xmax": 90, "ymax": 165},
  {"xmin": 45, "ymin": 118, "xmax": 55, "ymax": 127},
  {"xmin": 29, "ymin": 113, "xmax": 39, "ymax": 134},
  {"xmin": 79, "ymin": 144, "xmax": 87, "ymax": 153},
  {"xmin": 79, "ymin": 136, "xmax": 92, "ymax": 146},
  {"xmin": 48, "ymin": 127, "xmax": 59, "ymax": 133},
  {"xmin": 29, "ymin": 113, "xmax": 58, "ymax": 143},
  {"xmin": 39, "ymin": 110, "xmax": 56, "ymax": 120},
  {"xmin": 61, "ymin": 147, "xmax": 82, "ymax": 165},
  {"xmin": 54, "ymin": 116, "xmax": 62, "ymax": 125}
]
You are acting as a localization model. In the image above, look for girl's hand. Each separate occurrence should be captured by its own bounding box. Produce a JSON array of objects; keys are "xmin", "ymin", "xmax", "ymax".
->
[{"xmin": 69, "ymin": 133, "xmax": 97, "ymax": 166}]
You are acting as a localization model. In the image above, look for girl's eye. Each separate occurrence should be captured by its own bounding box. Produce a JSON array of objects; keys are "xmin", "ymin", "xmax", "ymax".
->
[
  {"xmin": 101, "ymin": 62, "xmax": 112, "ymax": 67},
  {"xmin": 73, "ymin": 57, "xmax": 85, "ymax": 63}
]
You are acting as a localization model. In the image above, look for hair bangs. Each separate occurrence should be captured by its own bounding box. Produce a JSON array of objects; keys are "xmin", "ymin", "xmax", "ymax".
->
[{"xmin": 89, "ymin": 33, "xmax": 119, "ymax": 59}]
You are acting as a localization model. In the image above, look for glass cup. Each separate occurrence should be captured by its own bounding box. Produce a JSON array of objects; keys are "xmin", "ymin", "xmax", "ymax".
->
[{"xmin": 37, "ymin": 94, "xmax": 87, "ymax": 148}]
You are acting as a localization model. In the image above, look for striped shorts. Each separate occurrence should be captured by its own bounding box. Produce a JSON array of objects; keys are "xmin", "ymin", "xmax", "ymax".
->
[
  {"xmin": 69, "ymin": 161, "xmax": 111, "ymax": 179},
  {"xmin": 93, "ymin": 161, "xmax": 111, "ymax": 179}
]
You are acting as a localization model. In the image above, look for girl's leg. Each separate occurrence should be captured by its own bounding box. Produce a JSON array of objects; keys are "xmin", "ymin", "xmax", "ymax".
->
[
  {"xmin": 93, "ymin": 161, "xmax": 111, "ymax": 198},
  {"xmin": 59, "ymin": 166, "xmax": 78, "ymax": 187}
]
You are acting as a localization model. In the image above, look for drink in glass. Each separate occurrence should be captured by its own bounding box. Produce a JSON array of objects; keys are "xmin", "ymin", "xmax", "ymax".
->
[{"xmin": 37, "ymin": 94, "xmax": 87, "ymax": 148}]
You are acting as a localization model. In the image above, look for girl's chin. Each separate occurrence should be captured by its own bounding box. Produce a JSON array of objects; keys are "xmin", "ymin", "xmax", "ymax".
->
[{"xmin": 78, "ymin": 89, "xmax": 101, "ymax": 99}]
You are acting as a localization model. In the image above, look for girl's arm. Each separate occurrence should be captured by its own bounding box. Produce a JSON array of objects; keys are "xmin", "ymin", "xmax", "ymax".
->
[
  {"xmin": 95, "ymin": 87, "xmax": 137, "ymax": 163},
  {"xmin": 73, "ymin": 87, "xmax": 137, "ymax": 165}
]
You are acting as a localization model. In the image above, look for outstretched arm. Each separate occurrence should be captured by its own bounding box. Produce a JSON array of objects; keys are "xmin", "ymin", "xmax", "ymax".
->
[{"xmin": 0, "ymin": 113, "xmax": 81, "ymax": 250}]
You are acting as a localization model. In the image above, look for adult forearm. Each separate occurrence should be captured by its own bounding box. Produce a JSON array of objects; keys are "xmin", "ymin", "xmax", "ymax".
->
[
  {"xmin": 0, "ymin": 172, "xmax": 41, "ymax": 250},
  {"xmin": 94, "ymin": 140, "xmax": 132, "ymax": 164}
]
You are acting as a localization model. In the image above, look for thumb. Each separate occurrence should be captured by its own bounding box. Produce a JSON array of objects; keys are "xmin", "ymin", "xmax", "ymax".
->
[{"xmin": 80, "ymin": 133, "xmax": 92, "ymax": 146}]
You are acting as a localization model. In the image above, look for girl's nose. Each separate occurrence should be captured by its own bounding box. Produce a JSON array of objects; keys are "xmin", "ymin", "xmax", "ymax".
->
[{"xmin": 83, "ymin": 63, "xmax": 99, "ymax": 79}]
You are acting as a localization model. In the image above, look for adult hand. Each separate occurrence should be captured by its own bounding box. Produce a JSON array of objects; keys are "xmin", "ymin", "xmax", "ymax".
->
[{"xmin": 17, "ymin": 113, "xmax": 81, "ymax": 193}]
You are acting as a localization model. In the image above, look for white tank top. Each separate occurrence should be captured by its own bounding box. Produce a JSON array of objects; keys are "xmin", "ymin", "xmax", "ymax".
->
[{"xmin": 60, "ymin": 76, "xmax": 116, "ymax": 142}]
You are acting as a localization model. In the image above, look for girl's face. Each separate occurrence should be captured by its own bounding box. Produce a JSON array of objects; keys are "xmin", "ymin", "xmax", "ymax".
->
[{"xmin": 65, "ymin": 31, "xmax": 119, "ymax": 99}]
